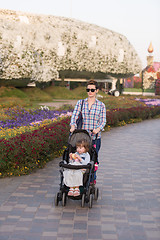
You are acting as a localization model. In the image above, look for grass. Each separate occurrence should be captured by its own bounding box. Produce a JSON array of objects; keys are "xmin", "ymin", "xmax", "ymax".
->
[
  {"xmin": 0, "ymin": 86, "xmax": 28, "ymax": 98},
  {"xmin": 124, "ymin": 88, "xmax": 155, "ymax": 93},
  {"xmin": 43, "ymin": 86, "xmax": 72, "ymax": 99},
  {"xmin": 43, "ymin": 86, "xmax": 87, "ymax": 99},
  {"xmin": 124, "ymin": 88, "xmax": 142, "ymax": 92},
  {"xmin": 0, "ymin": 86, "xmax": 95, "ymax": 109},
  {"xmin": 102, "ymin": 95, "xmax": 145, "ymax": 109},
  {"xmin": 0, "ymin": 86, "xmax": 53, "ymax": 109},
  {"xmin": 0, "ymin": 85, "xmax": 160, "ymax": 110},
  {"xmin": 21, "ymin": 87, "xmax": 53, "ymax": 101},
  {"xmin": 143, "ymin": 89, "xmax": 155, "ymax": 93}
]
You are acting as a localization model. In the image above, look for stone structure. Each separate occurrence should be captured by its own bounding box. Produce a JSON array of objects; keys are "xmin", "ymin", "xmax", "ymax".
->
[
  {"xmin": 142, "ymin": 42, "xmax": 160, "ymax": 90},
  {"xmin": 0, "ymin": 9, "xmax": 142, "ymax": 86}
]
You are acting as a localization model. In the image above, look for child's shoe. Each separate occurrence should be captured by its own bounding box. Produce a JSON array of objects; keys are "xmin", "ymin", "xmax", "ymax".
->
[
  {"xmin": 68, "ymin": 188, "xmax": 74, "ymax": 196},
  {"xmin": 73, "ymin": 188, "xmax": 80, "ymax": 196}
]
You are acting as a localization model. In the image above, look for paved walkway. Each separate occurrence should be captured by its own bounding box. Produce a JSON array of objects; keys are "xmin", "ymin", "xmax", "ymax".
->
[{"xmin": 0, "ymin": 119, "xmax": 160, "ymax": 240}]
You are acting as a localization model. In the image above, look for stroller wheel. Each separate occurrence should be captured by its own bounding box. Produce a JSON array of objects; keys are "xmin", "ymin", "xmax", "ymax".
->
[
  {"xmin": 81, "ymin": 193, "xmax": 85, "ymax": 208},
  {"xmin": 62, "ymin": 192, "xmax": 67, "ymax": 206},
  {"xmin": 89, "ymin": 194, "xmax": 93, "ymax": 208},
  {"xmin": 94, "ymin": 187, "xmax": 99, "ymax": 200},
  {"xmin": 88, "ymin": 186, "xmax": 92, "ymax": 196},
  {"xmin": 54, "ymin": 192, "xmax": 60, "ymax": 206}
]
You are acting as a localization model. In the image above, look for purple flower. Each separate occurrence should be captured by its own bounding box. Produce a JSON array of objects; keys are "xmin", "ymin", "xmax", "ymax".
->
[
  {"xmin": 135, "ymin": 98, "xmax": 160, "ymax": 107},
  {"xmin": 0, "ymin": 108, "xmax": 73, "ymax": 129}
]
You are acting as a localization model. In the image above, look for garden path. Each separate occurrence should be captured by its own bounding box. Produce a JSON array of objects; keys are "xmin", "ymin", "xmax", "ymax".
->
[
  {"xmin": 39, "ymin": 99, "xmax": 78, "ymax": 109},
  {"xmin": 0, "ymin": 118, "xmax": 160, "ymax": 240}
]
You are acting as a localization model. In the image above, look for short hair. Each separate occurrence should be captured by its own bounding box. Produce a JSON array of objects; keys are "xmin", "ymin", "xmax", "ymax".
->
[
  {"xmin": 76, "ymin": 139, "xmax": 89, "ymax": 152},
  {"xmin": 87, "ymin": 79, "xmax": 98, "ymax": 89}
]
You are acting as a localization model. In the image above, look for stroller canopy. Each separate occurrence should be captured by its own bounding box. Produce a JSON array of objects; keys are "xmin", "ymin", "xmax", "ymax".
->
[{"xmin": 68, "ymin": 129, "xmax": 92, "ymax": 148}]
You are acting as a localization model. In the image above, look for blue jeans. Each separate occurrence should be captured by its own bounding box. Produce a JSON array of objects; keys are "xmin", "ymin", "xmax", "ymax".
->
[
  {"xmin": 91, "ymin": 138, "xmax": 101, "ymax": 182},
  {"xmin": 92, "ymin": 138, "xmax": 101, "ymax": 162}
]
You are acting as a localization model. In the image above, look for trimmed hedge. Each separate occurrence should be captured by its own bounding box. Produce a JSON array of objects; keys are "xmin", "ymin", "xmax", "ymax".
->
[{"xmin": 106, "ymin": 106, "xmax": 160, "ymax": 126}]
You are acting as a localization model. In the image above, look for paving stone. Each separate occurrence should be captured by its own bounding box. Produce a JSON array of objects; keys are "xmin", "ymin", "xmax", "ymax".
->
[{"xmin": 0, "ymin": 118, "xmax": 160, "ymax": 240}]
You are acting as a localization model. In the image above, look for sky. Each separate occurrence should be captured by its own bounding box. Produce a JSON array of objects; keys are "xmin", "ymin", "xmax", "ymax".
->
[{"xmin": 1, "ymin": 0, "xmax": 160, "ymax": 68}]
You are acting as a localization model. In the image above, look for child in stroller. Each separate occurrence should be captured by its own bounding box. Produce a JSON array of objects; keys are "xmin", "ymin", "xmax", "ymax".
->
[
  {"xmin": 63, "ymin": 139, "xmax": 90, "ymax": 197},
  {"xmin": 54, "ymin": 129, "xmax": 99, "ymax": 208}
]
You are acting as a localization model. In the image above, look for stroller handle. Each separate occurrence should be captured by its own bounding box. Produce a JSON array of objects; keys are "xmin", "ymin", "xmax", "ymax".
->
[
  {"xmin": 69, "ymin": 129, "xmax": 98, "ymax": 139},
  {"xmin": 90, "ymin": 130, "xmax": 98, "ymax": 138},
  {"xmin": 59, "ymin": 161, "xmax": 94, "ymax": 170}
]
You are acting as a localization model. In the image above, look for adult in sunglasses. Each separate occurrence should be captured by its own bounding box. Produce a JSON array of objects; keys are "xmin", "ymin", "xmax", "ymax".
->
[{"xmin": 70, "ymin": 79, "xmax": 106, "ymax": 183}]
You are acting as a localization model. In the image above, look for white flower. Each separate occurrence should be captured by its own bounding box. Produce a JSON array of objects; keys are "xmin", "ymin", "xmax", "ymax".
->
[
  {"xmin": 40, "ymin": 105, "xmax": 49, "ymax": 110},
  {"xmin": 0, "ymin": 9, "xmax": 142, "ymax": 83}
]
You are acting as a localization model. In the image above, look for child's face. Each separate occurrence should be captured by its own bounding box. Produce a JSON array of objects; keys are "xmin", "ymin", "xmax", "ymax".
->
[{"xmin": 76, "ymin": 145, "xmax": 86, "ymax": 154}]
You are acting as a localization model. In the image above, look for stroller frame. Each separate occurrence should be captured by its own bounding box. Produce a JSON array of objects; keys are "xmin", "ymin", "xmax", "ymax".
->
[{"xmin": 54, "ymin": 129, "xmax": 99, "ymax": 208}]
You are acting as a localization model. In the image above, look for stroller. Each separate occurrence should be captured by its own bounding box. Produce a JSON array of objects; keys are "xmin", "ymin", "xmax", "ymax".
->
[{"xmin": 54, "ymin": 129, "xmax": 99, "ymax": 208}]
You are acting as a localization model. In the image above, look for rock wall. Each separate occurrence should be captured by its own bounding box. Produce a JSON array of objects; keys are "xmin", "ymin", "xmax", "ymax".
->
[{"xmin": 0, "ymin": 9, "xmax": 142, "ymax": 84}]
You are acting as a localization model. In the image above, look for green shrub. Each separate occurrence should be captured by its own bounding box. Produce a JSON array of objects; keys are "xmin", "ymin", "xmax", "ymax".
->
[
  {"xmin": 124, "ymin": 88, "xmax": 142, "ymax": 92},
  {"xmin": 21, "ymin": 87, "xmax": 53, "ymax": 101},
  {"xmin": 106, "ymin": 106, "xmax": 160, "ymax": 127},
  {"xmin": 43, "ymin": 86, "xmax": 76, "ymax": 99},
  {"xmin": 0, "ymin": 86, "xmax": 28, "ymax": 98},
  {"xmin": 0, "ymin": 79, "xmax": 30, "ymax": 87}
]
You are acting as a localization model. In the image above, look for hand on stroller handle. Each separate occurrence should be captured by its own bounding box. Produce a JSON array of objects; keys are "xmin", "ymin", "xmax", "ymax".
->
[
  {"xmin": 90, "ymin": 128, "xmax": 100, "ymax": 135},
  {"xmin": 89, "ymin": 130, "xmax": 98, "ymax": 139}
]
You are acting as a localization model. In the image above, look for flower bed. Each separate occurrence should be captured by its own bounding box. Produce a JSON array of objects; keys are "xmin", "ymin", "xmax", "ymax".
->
[
  {"xmin": 0, "ymin": 107, "xmax": 72, "ymax": 139},
  {"xmin": 0, "ymin": 106, "xmax": 71, "ymax": 129},
  {"xmin": 0, "ymin": 104, "xmax": 160, "ymax": 178},
  {"xmin": 106, "ymin": 106, "xmax": 160, "ymax": 127},
  {"xmin": 0, "ymin": 117, "xmax": 71, "ymax": 177},
  {"xmin": 135, "ymin": 98, "xmax": 160, "ymax": 107}
]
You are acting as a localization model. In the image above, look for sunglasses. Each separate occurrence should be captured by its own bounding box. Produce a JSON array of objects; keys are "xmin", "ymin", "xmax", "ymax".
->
[{"xmin": 86, "ymin": 88, "xmax": 96, "ymax": 92}]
